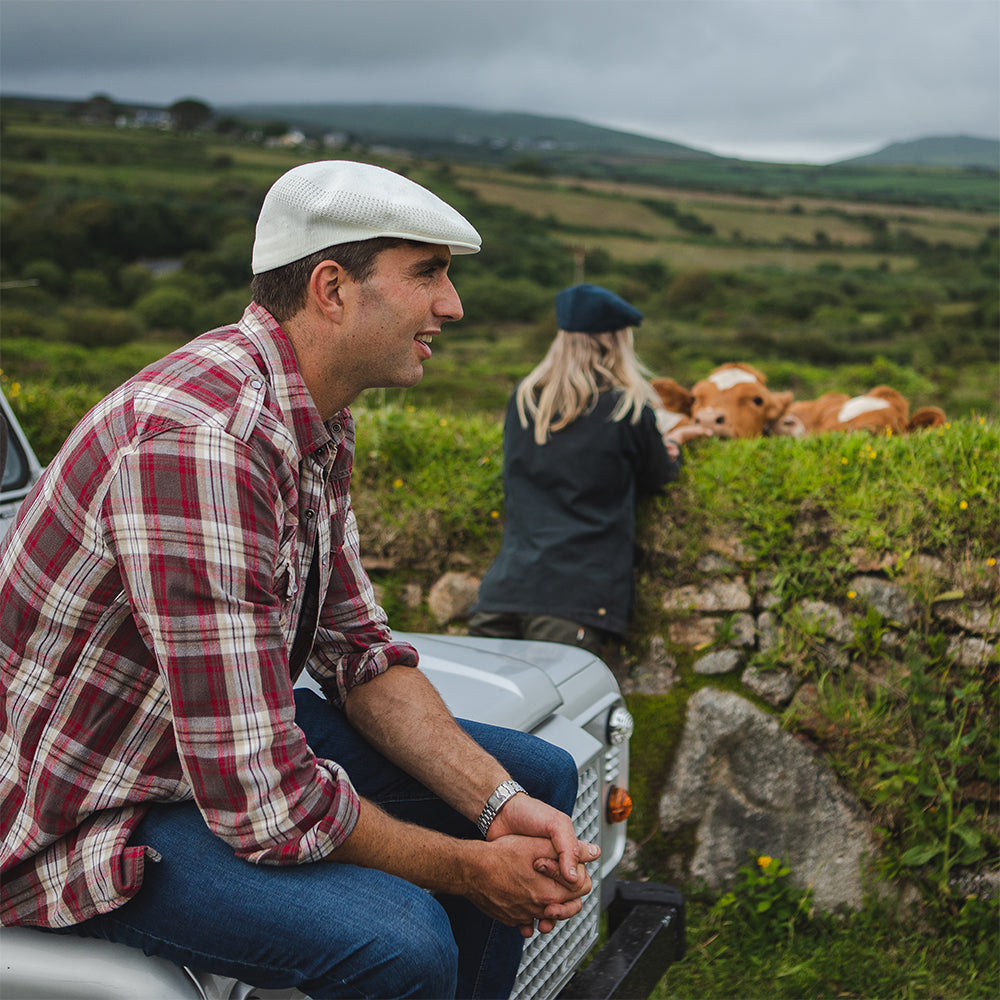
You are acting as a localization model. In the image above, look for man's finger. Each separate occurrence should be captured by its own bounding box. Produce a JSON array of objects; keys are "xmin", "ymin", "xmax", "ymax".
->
[{"xmin": 537, "ymin": 843, "xmax": 599, "ymax": 886}]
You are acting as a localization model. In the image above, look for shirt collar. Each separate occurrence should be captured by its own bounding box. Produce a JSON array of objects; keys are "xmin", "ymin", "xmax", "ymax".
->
[{"xmin": 238, "ymin": 302, "xmax": 350, "ymax": 459}]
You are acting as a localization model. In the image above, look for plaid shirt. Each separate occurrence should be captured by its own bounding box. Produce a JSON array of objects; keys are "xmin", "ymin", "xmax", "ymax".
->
[{"xmin": 1, "ymin": 304, "xmax": 418, "ymax": 927}]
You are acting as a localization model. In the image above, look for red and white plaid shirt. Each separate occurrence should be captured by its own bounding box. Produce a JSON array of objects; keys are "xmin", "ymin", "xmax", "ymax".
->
[{"xmin": 1, "ymin": 304, "xmax": 418, "ymax": 927}]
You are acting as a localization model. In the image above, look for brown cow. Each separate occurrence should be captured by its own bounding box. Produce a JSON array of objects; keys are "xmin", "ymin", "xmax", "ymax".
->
[
  {"xmin": 689, "ymin": 363, "xmax": 793, "ymax": 439},
  {"xmin": 770, "ymin": 393, "xmax": 850, "ymax": 438},
  {"xmin": 772, "ymin": 386, "xmax": 948, "ymax": 436}
]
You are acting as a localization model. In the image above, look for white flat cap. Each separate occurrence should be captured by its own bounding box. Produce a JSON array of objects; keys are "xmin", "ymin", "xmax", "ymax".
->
[{"xmin": 251, "ymin": 160, "xmax": 482, "ymax": 273}]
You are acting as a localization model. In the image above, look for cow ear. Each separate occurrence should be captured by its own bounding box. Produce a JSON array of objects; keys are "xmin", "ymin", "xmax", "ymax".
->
[
  {"xmin": 908, "ymin": 406, "xmax": 947, "ymax": 431},
  {"xmin": 765, "ymin": 391, "xmax": 794, "ymax": 419},
  {"xmin": 651, "ymin": 377, "xmax": 694, "ymax": 414}
]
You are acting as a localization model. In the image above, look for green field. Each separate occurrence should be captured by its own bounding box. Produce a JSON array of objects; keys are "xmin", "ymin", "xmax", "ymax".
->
[
  {"xmin": 1, "ymin": 103, "xmax": 997, "ymax": 1000},
  {"xmin": 1, "ymin": 108, "xmax": 997, "ymax": 423}
]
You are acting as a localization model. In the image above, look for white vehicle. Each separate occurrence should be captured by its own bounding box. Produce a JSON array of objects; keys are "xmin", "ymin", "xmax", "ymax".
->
[
  {"xmin": 1, "ymin": 394, "xmax": 684, "ymax": 1000},
  {"xmin": 0, "ymin": 393, "xmax": 43, "ymax": 543}
]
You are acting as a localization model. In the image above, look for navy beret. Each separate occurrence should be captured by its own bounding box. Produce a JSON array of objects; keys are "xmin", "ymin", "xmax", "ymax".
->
[{"xmin": 555, "ymin": 283, "xmax": 643, "ymax": 334}]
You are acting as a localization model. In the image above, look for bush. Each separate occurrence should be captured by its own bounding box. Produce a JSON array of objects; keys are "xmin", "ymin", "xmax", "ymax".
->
[
  {"xmin": 664, "ymin": 270, "xmax": 714, "ymax": 308},
  {"xmin": 2, "ymin": 380, "xmax": 104, "ymax": 463},
  {"xmin": 455, "ymin": 274, "xmax": 552, "ymax": 325},
  {"xmin": 117, "ymin": 263, "xmax": 155, "ymax": 305},
  {"xmin": 0, "ymin": 307, "xmax": 59, "ymax": 341},
  {"xmin": 199, "ymin": 289, "xmax": 253, "ymax": 331},
  {"xmin": 58, "ymin": 306, "xmax": 143, "ymax": 347},
  {"xmin": 134, "ymin": 286, "xmax": 200, "ymax": 334},
  {"xmin": 21, "ymin": 258, "xmax": 66, "ymax": 292}
]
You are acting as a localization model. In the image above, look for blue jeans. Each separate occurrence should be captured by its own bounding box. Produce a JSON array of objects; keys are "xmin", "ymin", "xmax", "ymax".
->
[{"xmin": 52, "ymin": 689, "xmax": 578, "ymax": 1000}]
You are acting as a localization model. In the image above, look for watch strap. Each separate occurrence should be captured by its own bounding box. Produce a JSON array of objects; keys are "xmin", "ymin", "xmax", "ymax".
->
[{"xmin": 477, "ymin": 779, "xmax": 526, "ymax": 837}]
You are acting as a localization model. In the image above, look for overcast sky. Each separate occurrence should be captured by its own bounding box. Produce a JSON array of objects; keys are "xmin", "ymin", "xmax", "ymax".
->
[{"xmin": 2, "ymin": 0, "xmax": 997, "ymax": 163}]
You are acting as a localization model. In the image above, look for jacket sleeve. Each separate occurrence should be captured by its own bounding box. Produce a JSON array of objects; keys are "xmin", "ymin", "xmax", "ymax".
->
[{"xmin": 633, "ymin": 404, "xmax": 682, "ymax": 495}]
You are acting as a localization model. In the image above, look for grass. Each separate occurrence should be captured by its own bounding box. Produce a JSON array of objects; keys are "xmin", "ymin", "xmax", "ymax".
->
[
  {"xmin": 580, "ymin": 236, "xmax": 919, "ymax": 271},
  {"xmin": 658, "ymin": 890, "xmax": 999, "ymax": 999}
]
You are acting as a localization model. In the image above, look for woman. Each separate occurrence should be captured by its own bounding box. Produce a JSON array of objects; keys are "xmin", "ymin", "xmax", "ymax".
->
[{"xmin": 469, "ymin": 283, "xmax": 703, "ymax": 656}]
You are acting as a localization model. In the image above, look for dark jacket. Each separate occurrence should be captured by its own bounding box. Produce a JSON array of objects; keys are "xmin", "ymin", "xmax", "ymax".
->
[{"xmin": 474, "ymin": 389, "xmax": 680, "ymax": 636}]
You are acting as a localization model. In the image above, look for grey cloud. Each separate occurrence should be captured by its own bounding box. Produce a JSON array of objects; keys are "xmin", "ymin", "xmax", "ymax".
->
[{"xmin": 1, "ymin": 0, "xmax": 996, "ymax": 163}]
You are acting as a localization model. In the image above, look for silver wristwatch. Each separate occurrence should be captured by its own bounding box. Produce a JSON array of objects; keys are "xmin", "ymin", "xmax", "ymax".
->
[{"xmin": 477, "ymin": 779, "xmax": 526, "ymax": 837}]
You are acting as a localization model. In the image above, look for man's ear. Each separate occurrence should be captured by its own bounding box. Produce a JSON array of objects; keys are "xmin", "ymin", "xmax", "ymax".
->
[{"xmin": 308, "ymin": 260, "xmax": 349, "ymax": 319}]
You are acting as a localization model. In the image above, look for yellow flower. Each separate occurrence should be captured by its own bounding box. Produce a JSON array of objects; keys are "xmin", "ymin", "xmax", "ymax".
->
[
  {"xmin": 392, "ymin": 478, "xmax": 404, "ymax": 489},
  {"xmin": 987, "ymin": 558, "xmax": 996, "ymax": 567},
  {"xmin": 841, "ymin": 457, "xmax": 849, "ymax": 465},
  {"xmin": 439, "ymin": 418, "xmax": 448, "ymax": 427},
  {"xmin": 847, "ymin": 590, "xmax": 857, "ymax": 599},
  {"xmin": 959, "ymin": 500, "xmax": 968, "ymax": 510},
  {"xmin": 757, "ymin": 855, "xmax": 773, "ymax": 869},
  {"xmin": 489, "ymin": 510, "xmax": 499, "ymax": 519},
  {"xmin": 10, "ymin": 382, "xmax": 20, "ymax": 398}
]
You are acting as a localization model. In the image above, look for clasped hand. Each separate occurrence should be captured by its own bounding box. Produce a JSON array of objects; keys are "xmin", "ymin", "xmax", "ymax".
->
[{"xmin": 484, "ymin": 792, "xmax": 600, "ymax": 938}]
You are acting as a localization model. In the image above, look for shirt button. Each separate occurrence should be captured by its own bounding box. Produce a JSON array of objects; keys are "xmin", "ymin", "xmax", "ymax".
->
[
  {"xmin": 305, "ymin": 509, "xmax": 316, "ymax": 519},
  {"xmin": 250, "ymin": 379, "xmax": 263, "ymax": 390}
]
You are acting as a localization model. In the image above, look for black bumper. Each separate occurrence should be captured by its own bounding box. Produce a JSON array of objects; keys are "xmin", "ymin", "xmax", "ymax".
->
[{"xmin": 557, "ymin": 880, "xmax": 685, "ymax": 1000}]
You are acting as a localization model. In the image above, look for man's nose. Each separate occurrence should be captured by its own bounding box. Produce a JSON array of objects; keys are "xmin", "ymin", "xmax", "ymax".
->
[{"xmin": 435, "ymin": 277, "xmax": 463, "ymax": 322}]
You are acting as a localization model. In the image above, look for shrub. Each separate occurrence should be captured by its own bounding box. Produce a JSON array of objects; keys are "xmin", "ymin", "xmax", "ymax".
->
[
  {"xmin": 58, "ymin": 306, "xmax": 143, "ymax": 347},
  {"xmin": 134, "ymin": 286, "xmax": 200, "ymax": 334},
  {"xmin": 455, "ymin": 274, "xmax": 552, "ymax": 325},
  {"xmin": 664, "ymin": 270, "xmax": 713, "ymax": 308},
  {"xmin": 20, "ymin": 258, "xmax": 66, "ymax": 292},
  {"xmin": 0, "ymin": 307, "xmax": 58, "ymax": 341},
  {"xmin": 2, "ymin": 380, "xmax": 104, "ymax": 463}
]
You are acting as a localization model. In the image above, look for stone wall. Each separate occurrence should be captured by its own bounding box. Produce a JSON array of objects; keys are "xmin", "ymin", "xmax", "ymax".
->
[{"xmin": 409, "ymin": 553, "xmax": 998, "ymax": 911}]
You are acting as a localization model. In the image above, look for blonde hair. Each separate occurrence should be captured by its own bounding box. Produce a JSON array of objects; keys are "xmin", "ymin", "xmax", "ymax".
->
[{"xmin": 515, "ymin": 327, "xmax": 659, "ymax": 444}]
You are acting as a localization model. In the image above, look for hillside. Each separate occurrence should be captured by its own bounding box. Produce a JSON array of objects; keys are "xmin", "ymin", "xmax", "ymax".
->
[
  {"xmin": 221, "ymin": 101, "xmax": 719, "ymax": 161},
  {"xmin": 216, "ymin": 101, "xmax": 999, "ymax": 207},
  {"xmin": 841, "ymin": 134, "xmax": 1000, "ymax": 169},
  {"xmin": 4, "ymin": 93, "xmax": 997, "ymax": 209}
]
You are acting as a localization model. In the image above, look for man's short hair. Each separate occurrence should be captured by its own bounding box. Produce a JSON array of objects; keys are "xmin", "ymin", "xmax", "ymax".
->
[{"xmin": 250, "ymin": 236, "xmax": 407, "ymax": 322}]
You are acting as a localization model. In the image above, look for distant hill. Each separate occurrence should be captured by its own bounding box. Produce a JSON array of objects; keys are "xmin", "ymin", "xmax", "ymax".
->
[
  {"xmin": 3, "ymin": 94, "xmax": 996, "ymax": 209},
  {"xmin": 838, "ymin": 134, "xmax": 999, "ymax": 169},
  {"xmin": 220, "ymin": 102, "xmax": 719, "ymax": 161}
]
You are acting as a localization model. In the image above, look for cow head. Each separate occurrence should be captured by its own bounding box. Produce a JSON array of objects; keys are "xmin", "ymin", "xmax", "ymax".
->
[
  {"xmin": 690, "ymin": 363, "xmax": 793, "ymax": 439},
  {"xmin": 908, "ymin": 406, "xmax": 947, "ymax": 431}
]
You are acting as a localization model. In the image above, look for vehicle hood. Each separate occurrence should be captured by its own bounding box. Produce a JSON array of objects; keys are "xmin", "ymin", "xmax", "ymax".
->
[{"xmin": 396, "ymin": 631, "xmax": 592, "ymax": 730}]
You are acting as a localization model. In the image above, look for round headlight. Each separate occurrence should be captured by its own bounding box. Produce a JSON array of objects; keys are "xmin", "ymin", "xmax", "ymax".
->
[{"xmin": 607, "ymin": 705, "xmax": 634, "ymax": 745}]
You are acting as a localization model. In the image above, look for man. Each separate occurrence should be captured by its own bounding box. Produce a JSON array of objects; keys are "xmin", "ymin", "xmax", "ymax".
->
[{"xmin": 1, "ymin": 161, "xmax": 598, "ymax": 999}]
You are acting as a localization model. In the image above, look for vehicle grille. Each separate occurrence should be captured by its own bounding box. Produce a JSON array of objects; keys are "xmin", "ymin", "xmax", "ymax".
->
[{"xmin": 510, "ymin": 763, "xmax": 601, "ymax": 1000}]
